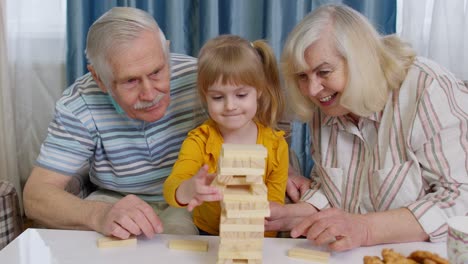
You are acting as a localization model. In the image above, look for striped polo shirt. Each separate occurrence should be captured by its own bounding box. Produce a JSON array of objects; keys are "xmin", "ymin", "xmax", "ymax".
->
[
  {"xmin": 302, "ymin": 57, "xmax": 468, "ymax": 242},
  {"xmin": 36, "ymin": 53, "xmax": 206, "ymax": 202}
]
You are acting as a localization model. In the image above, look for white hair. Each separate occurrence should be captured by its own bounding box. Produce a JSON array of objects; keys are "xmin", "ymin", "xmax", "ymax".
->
[
  {"xmin": 85, "ymin": 7, "xmax": 169, "ymax": 88},
  {"xmin": 282, "ymin": 4, "xmax": 415, "ymax": 120}
]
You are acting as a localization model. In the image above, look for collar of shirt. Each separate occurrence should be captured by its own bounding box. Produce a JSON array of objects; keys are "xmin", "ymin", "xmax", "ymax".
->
[{"xmin": 321, "ymin": 110, "xmax": 383, "ymax": 130}]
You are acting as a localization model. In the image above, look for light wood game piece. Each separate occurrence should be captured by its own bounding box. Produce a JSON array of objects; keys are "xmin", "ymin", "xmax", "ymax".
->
[
  {"xmin": 217, "ymin": 259, "xmax": 262, "ymax": 264},
  {"xmin": 168, "ymin": 239, "xmax": 209, "ymax": 252},
  {"xmin": 214, "ymin": 175, "xmax": 263, "ymax": 187},
  {"xmin": 218, "ymin": 167, "xmax": 264, "ymax": 176},
  {"xmin": 221, "ymin": 144, "xmax": 267, "ymax": 158},
  {"xmin": 97, "ymin": 235, "xmax": 137, "ymax": 248},
  {"xmin": 222, "ymin": 185, "xmax": 267, "ymax": 201},
  {"xmin": 216, "ymin": 143, "xmax": 269, "ymax": 263},
  {"xmin": 219, "ymin": 157, "xmax": 266, "ymax": 170},
  {"xmin": 287, "ymin": 247, "xmax": 330, "ymax": 263},
  {"xmin": 220, "ymin": 231, "xmax": 264, "ymax": 239}
]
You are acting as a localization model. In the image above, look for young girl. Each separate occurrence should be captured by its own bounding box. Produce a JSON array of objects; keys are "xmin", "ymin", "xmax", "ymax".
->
[{"xmin": 163, "ymin": 35, "xmax": 288, "ymax": 237}]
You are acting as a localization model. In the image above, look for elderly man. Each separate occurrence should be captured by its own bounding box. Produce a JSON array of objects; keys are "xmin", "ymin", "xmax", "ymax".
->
[{"xmin": 23, "ymin": 7, "xmax": 205, "ymax": 239}]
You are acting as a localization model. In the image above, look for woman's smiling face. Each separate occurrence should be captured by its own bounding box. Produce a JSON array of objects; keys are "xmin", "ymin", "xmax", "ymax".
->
[{"xmin": 296, "ymin": 35, "xmax": 350, "ymax": 117}]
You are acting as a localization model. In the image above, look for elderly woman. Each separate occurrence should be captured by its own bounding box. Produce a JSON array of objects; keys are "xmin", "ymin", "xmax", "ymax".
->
[{"xmin": 266, "ymin": 4, "xmax": 468, "ymax": 251}]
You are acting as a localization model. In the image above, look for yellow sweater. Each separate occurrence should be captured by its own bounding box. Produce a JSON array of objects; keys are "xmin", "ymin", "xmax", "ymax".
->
[{"xmin": 163, "ymin": 119, "xmax": 288, "ymax": 236}]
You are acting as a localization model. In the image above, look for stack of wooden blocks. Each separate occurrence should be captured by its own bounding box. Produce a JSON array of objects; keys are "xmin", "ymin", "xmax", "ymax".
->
[{"xmin": 212, "ymin": 143, "xmax": 270, "ymax": 264}]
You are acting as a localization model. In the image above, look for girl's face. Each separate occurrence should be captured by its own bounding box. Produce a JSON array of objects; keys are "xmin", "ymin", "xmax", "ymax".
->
[
  {"xmin": 296, "ymin": 36, "xmax": 350, "ymax": 117},
  {"xmin": 206, "ymin": 79, "xmax": 258, "ymax": 135}
]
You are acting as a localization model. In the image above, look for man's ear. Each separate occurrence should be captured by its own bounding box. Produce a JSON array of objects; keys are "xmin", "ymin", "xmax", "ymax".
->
[{"xmin": 87, "ymin": 65, "xmax": 108, "ymax": 93}]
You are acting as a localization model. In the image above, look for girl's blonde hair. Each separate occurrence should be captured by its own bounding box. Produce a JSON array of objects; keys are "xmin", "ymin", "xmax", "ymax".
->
[
  {"xmin": 197, "ymin": 35, "xmax": 285, "ymax": 130},
  {"xmin": 281, "ymin": 4, "xmax": 416, "ymax": 120}
]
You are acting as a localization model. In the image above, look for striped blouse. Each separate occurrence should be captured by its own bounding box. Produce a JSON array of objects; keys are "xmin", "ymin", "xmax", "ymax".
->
[
  {"xmin": 301, "ymin": 57, "xmax": 468, "ymax": 242},
  {"xmin": 36, "ymin": 54, "xmax": 206, "ymax": 202}
]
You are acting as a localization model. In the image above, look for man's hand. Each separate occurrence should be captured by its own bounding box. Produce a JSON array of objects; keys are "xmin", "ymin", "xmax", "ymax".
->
[
  {"xmin": 176, "ymin": 164, "xmax": 221, "ymax": 211},
  {"xmin": 265, "ymin": 201, "xmax": 318, "ymax": 231},
  {"xmin": 286, "ymin": 167, "xmax": 312, "ymax": 202},
  {"xmin": 290, "ymin": 208, "xmax": 370, "ymax": 252},
  {"xmin": 97, "ymin": 194, "xmax": 163, "ymax": 239}
]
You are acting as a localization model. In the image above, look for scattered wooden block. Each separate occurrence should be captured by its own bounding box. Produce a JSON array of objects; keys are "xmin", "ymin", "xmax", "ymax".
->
[
  {"xmin": 168, "ymin": 239, "xmax": 209, "ymax": 252},
  {"xmin": 287, "ymin": 247, "xmax": 330, "ymax": 263},
  {"xmin": 97, "ymin": 235, "xmax": 137, "ymax": 248}
]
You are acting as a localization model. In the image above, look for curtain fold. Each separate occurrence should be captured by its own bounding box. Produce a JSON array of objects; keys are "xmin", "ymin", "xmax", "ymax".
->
[
  {"xmin": 67, "ymin": 0, "xmax": 396, "ymax": 84},
  {"xmin": 3, "ymin": 0, "xmax": 66, "ymax": 212},
  {"xmin": 67, "ymin": 0, "xmax": 395, "ymax": 177},
  {"xmin": 0, "ymin": 0, "xmax": 21, "ymax": 210},
  {"xmin": 398, "ymin": 0, "xmax": 468, "ymax": 80}
]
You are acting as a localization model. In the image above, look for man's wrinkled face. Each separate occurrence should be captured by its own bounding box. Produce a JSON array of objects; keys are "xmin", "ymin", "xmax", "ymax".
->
[{"xmin": 107, "ymin": 30, "xmax": 170, "ymax": 122}]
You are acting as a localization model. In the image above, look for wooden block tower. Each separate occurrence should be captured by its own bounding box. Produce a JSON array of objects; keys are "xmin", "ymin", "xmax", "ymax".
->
[{"xmin": 213, "ymin": 143, "xmax": 270, "ymax": 264}]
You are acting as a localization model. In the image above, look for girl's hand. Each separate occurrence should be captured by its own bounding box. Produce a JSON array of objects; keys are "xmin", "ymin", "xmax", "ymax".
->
[{"xmin": 176, "ymin": 164, "xmax": 222, "ymax": 211}]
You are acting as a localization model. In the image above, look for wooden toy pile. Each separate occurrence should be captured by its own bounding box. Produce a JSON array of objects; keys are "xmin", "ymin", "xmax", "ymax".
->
[{"xmin": 212, "ymin": 143, "xmax": 270, "ymax": 264}]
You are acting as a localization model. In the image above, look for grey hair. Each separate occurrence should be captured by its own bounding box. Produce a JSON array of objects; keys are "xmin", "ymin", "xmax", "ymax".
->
[
  {"xmin": 281, "ymin": 4, "xmax": 415, "ymax": 120},
  {"xmin": 85, "ymin": 7, "xmax": 169, "ymax": 88}
]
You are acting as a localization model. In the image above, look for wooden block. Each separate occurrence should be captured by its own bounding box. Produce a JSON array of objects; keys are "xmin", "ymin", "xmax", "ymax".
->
[
  {"xmin": 223, "ymin": 186, "xmax": 267, "ymax": 201},
  {"xmin": 220, "ymin": 231, "xmax": 264, "ymax": 239},
  {"xmin": 221, "ymin": 144, "xmax": 267, "ymax": 159},
  {"xmin": 219, "ymin": 167, "xmax": 264, "ymax": 176},
  {"xmin": 225, "ymin": 208, "xmax": 270, "ymax": 218},
  {"xmin": 168, "ymin": 239, "xmax": 209, "ymax": 252},
  {"xmin": 220, "ymin": 223, "xmax": 264, "ymax": 232},
  {"xmin": 220, "ymin": 238, "xmax": 263, "ymax": 248},
  {"xmin": 219, "ymin": 157, "xmax": 266, "ymax": 170},
  {"xmin": 217, "ymin": 259, "xmax": 262, "ymax": 264},
  {"xmin": 220, "ymin": 214, "xmax": 264, "ymax": 225},
  {"xmin": 287, "ymin": 247, "xmax": 330, "ymax": 263},
  {"xmin": 245, "ymin": 175, "xmax": 263, "ymax": 184},
  {"xmin": 250, "ymin": 184, "xmax": 267, "ymax": 196},
  {"xmin": 222, "ymin": 200, "xmax": 269, "ymax": 211},
  {"xmin": 216, "ymin": 175, "xmax": 263, "ymax": 186},
  {"xmin": 97, "ymin": 236, "xmax": 137, "ymax": 248}
]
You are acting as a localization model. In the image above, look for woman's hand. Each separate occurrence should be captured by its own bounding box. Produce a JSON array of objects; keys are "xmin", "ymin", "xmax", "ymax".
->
[
  {"xmin": 286, "ymin": 167, "xmax": 312, "ymax": 202},
  {"xmin": 291, "ymin": 208, "xmax": 370, "ymax": 252},
  {"xmin": 175, "ymin": 164, "xmax": 221, "ymax": 211}
]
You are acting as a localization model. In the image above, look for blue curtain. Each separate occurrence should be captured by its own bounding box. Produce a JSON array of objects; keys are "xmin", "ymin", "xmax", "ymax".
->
[{"xmin": 66, "ymin": 0, "xmax": 396, "ymax": 177}]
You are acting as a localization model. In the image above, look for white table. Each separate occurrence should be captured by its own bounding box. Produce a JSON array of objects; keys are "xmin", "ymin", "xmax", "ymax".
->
[{"xmin": 0, "ymin": 228, "xmax": 447, "ymax": 264}]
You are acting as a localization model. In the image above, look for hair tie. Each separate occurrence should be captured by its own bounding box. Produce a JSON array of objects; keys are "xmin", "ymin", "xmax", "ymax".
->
[{"xmin": 250, "ymin": 42, "xmax": 255, "ymax": 48}]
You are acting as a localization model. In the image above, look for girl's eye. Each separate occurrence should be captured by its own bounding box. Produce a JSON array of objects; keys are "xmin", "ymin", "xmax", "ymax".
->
[
  {"xmin": 211, "ymin": 95, "xmax": 223, "ymax": 100},
  {"xmin": 237, "ymin": 93, "xmax": 248, "ymax": 98}
]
